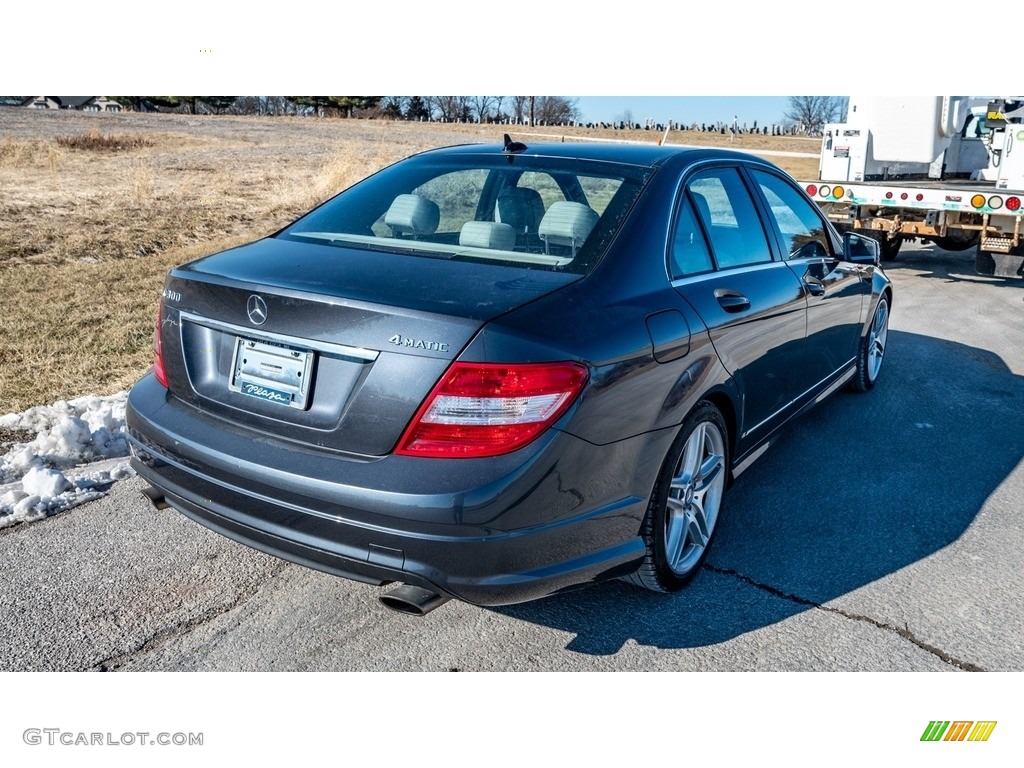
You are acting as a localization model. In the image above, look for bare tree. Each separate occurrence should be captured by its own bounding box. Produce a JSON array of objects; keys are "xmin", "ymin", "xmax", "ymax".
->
[
  {"xmin": 199, "ymin": 97, "xmax": 237, "ymax": 114},
  {"xmin": 783, "ymin": 96, "xmax": 847, "ymax": 134},
  {"xmin": 470, "ymin": 96, "xmax": 503, "ymax": 123},
  {"xmin": 267, "ymin": 96, "xmax": 300, "ymax": 116},
  {"xmin": 229, "ymin": 96, "xmax": 259, "ymax": 115},
  {"xmin": 614, "ymin": 109, "xmax": 634, "ymax": 128},
  {"xmin": 420, "ymin": 96, "xmax": 577, "ymax": 125},
  {"xmin": 533, "ymin": 96, "xmax": 580, "ymax": 125},
  {"xmin": 510, "ymin": 96, "xmax": 530, "ymax": 124},
  {"xmin": 428, "ymin": 96, "xmax": 471, "ymax": 122},
  {"xmin": 233, "ymin": 96, "xmax": 295, "ymax": 116}
]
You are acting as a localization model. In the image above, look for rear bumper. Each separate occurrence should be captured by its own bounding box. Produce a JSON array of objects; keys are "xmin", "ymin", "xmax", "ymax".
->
[{"xmin": 126, "ymin": 374, "xmax": 662, "ymax": 606}]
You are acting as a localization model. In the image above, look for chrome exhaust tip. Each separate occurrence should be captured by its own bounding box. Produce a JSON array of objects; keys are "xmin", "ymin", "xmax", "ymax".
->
[{"xmin": 379, "ymin": 584, "xmax": 450, "ymax": 616}]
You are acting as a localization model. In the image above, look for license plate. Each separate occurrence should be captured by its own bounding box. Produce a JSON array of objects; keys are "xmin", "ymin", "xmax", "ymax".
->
[{"xmin": 229, "ymin": 337, "xmax": 314, "ymax": 410}]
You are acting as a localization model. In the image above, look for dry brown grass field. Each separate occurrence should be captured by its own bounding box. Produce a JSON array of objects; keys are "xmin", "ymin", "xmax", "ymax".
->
[{"xmin": 0, "ymin": 110, "xmax": 819, "ymax": 413}]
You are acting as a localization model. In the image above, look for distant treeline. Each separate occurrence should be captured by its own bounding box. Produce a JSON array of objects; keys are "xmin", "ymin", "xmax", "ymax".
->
[
  {"xmin": 106, "ymin": 96, "xmax": 844, "ymax": 134},
  {"xmin": 107, "ymin": 96, "xmax": 582, "ymax": 124}
]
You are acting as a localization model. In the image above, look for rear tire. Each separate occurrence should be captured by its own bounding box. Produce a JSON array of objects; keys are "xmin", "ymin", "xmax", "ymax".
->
[{"xmin": 625, "ymin": 401, "xmax": 729, "ymax": 593}]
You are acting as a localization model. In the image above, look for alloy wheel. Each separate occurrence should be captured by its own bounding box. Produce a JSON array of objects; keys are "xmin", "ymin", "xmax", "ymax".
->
[{"xmin": 664, "ymin": 420, "xmax": 726, "ymax": 576}]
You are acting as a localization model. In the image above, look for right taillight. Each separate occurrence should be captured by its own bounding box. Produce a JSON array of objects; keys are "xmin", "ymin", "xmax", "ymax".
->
[
  {"xmin": 395, "ymin": 361, "xmax": 588, "ymax": 458},
  {"xmin": 153, "ymin": 300, "xmax": 168, "ymax": 387}
]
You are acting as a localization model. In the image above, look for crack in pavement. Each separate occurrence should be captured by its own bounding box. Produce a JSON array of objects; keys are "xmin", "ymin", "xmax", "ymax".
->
[
  {"xmin": 89, "ymin": 561, "xmax": 291, "ymax": 671},
  {"xmin": 704, "ymin": 564, "xmax": 986, "ymax": 672}
]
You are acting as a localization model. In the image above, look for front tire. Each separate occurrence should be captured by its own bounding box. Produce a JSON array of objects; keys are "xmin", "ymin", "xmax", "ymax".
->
[
  {"xmin": 850, "ymin": 294, "xmax": 889, "ymax": 392},
  {"xmin": 626, "ymin": 401, "xmax": 729, "ymax": 593}
]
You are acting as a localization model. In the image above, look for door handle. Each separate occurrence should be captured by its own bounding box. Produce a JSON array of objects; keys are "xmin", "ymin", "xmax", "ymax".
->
[{"xmin": 714, "ymin": 290, "xmax": 751, "ymax": 313}]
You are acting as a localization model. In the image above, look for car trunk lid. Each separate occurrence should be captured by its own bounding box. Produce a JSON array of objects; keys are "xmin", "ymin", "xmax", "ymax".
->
[{"xmin": 156, "ymin": 238, "xmax": 578, "ymax": 457}]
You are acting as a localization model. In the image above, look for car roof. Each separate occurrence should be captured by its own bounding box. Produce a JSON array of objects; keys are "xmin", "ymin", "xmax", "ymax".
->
[{"xmin": 416, "ymin": 140, "xmax": 772, "ymax": 170}]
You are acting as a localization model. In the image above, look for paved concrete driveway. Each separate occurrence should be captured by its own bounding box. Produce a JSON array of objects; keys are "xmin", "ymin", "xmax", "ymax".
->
[{"xmin": 1, "ymin": 242, "xmax": 1021, "ymax": 672}]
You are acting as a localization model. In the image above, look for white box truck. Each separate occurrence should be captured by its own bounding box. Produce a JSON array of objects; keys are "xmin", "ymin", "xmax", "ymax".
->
[{"xmin": 802, "ymin": 96, "xmax": 1024, "ymax": 278}]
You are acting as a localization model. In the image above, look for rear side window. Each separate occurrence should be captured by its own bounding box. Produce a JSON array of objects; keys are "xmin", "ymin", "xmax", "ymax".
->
[
  {"xmin": 752, "ymin": 170, "xmax": 832, "ymax": 260},
  {"xmin": 670, "ymin": 197, "xmax": 714, "ymax": 278},
  {"xmin": 688, "ymin": 169, "xmax": 772, "ymax": 269}
]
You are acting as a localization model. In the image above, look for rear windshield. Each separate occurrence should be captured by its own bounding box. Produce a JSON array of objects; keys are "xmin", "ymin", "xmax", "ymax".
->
[{"xmin": 277, "ymin": 151, "xmax": 652, "ymax": 274}]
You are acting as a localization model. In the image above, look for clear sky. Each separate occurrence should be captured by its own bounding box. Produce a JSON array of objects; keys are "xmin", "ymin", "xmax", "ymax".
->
[{"xmin": 573, "ymin": 96, "xmax": 793, "ymax": 128}]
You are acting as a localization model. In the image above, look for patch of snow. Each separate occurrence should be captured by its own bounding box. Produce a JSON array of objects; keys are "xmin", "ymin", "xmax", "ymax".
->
[
  {"xmin": 22, "ymin": 466, "xmax": 72, "ymax": 498},
  {"xmin": 0, "ymin": 392, "xmax": 135, "ymax": 529}
]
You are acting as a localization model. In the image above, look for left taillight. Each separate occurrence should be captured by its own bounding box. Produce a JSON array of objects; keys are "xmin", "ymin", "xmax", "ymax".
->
[
  {"xmin": 395, "ymin": 361, "xmax": 589, "ymax": 458},
  {"xmin": 153, "ymin": 300, "xmax": 169, "ymax": 387}
]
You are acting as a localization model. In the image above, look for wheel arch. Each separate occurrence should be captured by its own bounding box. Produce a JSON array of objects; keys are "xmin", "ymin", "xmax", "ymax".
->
[
  {"xmin": 863, "ymin": 275, "xmax": 893, "ymax": 336},
  {"xmin": 699, "ymin": 388, "xmax": 737, "ymax": 484}
]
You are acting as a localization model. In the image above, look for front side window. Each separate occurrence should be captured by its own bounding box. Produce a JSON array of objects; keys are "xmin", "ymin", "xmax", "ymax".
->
[
  {"xmin": 752, "ymin": 170, "xmax": 832, "ymax": 260},
  {"xmin": 688, "ymin": 169, "xmax": 772, "ymax": 269}
]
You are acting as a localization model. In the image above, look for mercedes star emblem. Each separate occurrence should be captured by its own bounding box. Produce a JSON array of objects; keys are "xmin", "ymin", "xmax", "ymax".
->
[{"xmin": 246, "ymin": 295, "xmax": 268, "ymax": 325}]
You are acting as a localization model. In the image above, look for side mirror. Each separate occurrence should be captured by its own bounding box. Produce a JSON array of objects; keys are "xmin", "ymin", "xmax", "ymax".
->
[{"xmin": 843, "ymin": 232, "xmax": 880, "ymax": 266}]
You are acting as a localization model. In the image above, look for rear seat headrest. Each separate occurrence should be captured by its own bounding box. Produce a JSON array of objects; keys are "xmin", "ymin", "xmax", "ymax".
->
[
  {"xmin": 384, "ymin": 194, "xmax": 440, "ymax": 236},
  {"xmin": 538, "ymin": 201, "xmax": 599, "ymax": 255},
  {"xmin": 459, "ymin": 221, "xmax": 515, "ymax": 250},
  {"xmin": 496, "ymin": 187, "xmax": 546, "ymax": 233}
]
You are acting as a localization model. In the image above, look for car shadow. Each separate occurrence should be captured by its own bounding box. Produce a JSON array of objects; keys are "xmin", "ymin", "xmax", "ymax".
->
[
  {"xmin": 491, "ymin": 330, "xmax": 1024, "ymax": 654},
  {"xmin": 886, "ymin": 242, "xmax": 1024, "ymax": 289}
]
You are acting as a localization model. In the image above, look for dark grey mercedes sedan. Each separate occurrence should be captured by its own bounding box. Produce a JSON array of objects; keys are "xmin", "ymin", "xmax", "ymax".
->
[{"xmin": 126, "ymin": 137, "xmax": 890, "ymax": 614}]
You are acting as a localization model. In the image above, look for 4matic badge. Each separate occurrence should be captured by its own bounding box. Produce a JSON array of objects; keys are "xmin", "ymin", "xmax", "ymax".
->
[{"xmin": 389, "ymin": 334, "xmax": 449, "ymax": 352}]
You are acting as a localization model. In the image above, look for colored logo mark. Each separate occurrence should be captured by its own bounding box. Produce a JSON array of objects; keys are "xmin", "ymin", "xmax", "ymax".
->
[{"xmin": 921, "ymin": 721, "xmax": 997, "ymax": 742}]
